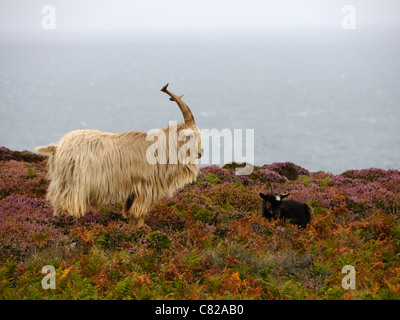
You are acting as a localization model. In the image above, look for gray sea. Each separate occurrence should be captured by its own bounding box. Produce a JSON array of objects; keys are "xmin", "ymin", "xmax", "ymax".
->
[{"xmin": 1, "ymin": 27, "xmax": 399, "ymax": 173}]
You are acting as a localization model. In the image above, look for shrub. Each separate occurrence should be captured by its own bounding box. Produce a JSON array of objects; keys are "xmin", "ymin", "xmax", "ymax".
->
[
  {"xmin": 251, "ymin": 168, "xmax": 288, "ymax": 183},
  {"xmin": 0, "ymin": 196, "xmax": 66, "ymax": 261},
  {"xmin": 0, "ymin": 146, "xmax": 46, "ymax": 163},
  {"xmin": 1, "ymin": 147, "xmax": 400, "ymax": 300},
  {"xmin": 145, "ymin": 232, "xmax": 171, "ymax": 252},
  {"xmin": 267, "ymin": 162, "xmax": 310, "ymax": 181}
]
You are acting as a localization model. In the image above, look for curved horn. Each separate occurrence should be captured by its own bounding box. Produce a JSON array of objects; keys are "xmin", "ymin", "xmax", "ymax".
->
[{"xmin": 161, "ymin": 83, "xmax": 195, "ymax": 127}]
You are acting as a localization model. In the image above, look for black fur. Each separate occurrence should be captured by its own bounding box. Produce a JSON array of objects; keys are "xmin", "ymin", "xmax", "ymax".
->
[
  {"xmin": 259, "ymin": 191, "xmax": 313, "ymax": 228},
  {"xmin": 278, "ymin": 200, "xmax": 312, "ymax": 229}
]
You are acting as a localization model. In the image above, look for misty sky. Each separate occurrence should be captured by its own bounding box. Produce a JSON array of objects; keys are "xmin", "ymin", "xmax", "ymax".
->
[{"xmin": 1, "ymin": 0, "xmax": 399, "ymax": 41}]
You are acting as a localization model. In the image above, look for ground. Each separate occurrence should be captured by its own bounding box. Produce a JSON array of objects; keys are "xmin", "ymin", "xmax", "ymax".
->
[{"xmin": 0, "ymin": 146, "xmax": 399, "ymax": 299}]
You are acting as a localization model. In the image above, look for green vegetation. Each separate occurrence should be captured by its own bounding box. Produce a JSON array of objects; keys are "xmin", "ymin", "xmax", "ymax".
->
[{"xmin": 0, "ymin": 147, "xmax": 399, "ymax": 300}]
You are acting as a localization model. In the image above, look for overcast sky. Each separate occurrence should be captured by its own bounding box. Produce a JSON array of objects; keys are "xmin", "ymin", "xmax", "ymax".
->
[{"xmin": 0, "ymin": 0, "xmax": 399, "ymax": 40}]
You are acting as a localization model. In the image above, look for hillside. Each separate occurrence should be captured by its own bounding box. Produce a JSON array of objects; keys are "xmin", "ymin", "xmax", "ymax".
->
[{"xmin": 0, "ymin": 146, "xmax": 399, "ymax": 299}]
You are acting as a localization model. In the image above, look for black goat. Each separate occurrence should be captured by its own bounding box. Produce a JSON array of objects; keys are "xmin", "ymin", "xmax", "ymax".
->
[{"xmin": 259, "ymin": 183, "xmax": 313, "ymax": 228}]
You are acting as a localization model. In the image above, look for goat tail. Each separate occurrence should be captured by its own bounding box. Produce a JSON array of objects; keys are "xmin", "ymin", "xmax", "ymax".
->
[{"xmin": 35, "ymin": 144, "xmax": 57, "ymax": 157}]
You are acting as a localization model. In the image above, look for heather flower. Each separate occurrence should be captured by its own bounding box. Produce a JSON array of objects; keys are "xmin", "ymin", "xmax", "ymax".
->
[
  {"xmin": 254, "ymin": 168, "xmax": 289, "ymax": 183},
  {"xmin": 0, "ymin": 196, "xmax": 66, "ymax": 260},
  {"xmin": 200, "ymin": 165, "xmax": 243, "ymax": 184},
  {"xmin": 128, "ymin": 247, "xmax": 137, "ymax": 255},
  {"xmin": 1, "ymin": 147, "xmax": 399, "ymax": 300},
  {"xmin": 341, "ymin": 168, "xmax": 400, "ymax": 182},
  {"xmin": 302, "ymin": 276, "xmax": 321, "ymax": 290},
  {"xmin": 266, "ymin": 162, "xmax": 310, "ymax": 180},
  {"xmin": 236, "ymin": 174, "xmax": 252, "ymax": 185},
  {"xmin": 0, "ymin": 160, "xmax": 48, "ymax": 199}
]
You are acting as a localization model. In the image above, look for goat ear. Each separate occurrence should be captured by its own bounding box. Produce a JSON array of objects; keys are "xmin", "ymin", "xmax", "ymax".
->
[
  {"xmin": 281, "ymin": 192, "xmax": 290, "ymax": 199},
  {"xmin": 259, "ymin": 193, "xmax": 267, "ymax": 200}
]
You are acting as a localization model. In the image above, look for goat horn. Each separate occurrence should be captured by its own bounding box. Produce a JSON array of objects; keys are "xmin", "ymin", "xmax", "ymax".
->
[
  {"xmin": 161, "ymin": 83, "xmax": 195, "ymax": 127},
  {"xmin": 267, "ymin": 182, "xmax": 275, "ymax": 195}
]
